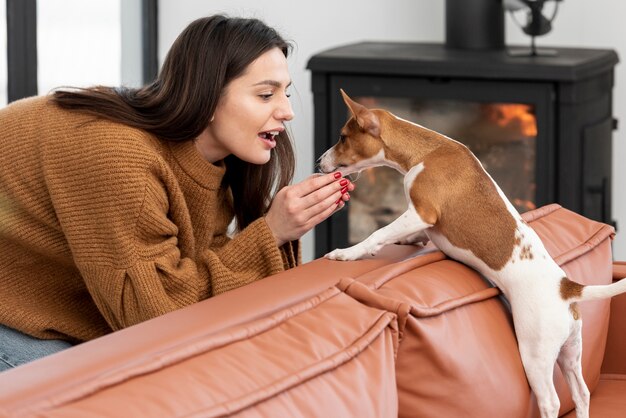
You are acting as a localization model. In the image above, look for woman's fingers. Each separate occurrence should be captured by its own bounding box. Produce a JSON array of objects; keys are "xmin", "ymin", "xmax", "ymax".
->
[
  {"xmin": 309, "ymin": 195, "xmax": 347, "ymax": 227},
  {"xmin": 300, "ymin": 185, "xmax": 351, "ymax": 224},
  {"xmin": 264, "ymin": 172, "xmax": 354, "ymax": 245},
  {"xmin": 302, "ymin": 189, "xmax": 342, "ymax": 217},
  {"xmin": 300, "ymin": 176, "xmax": 353, "ymax": 210},
  {"xmin": 291, "ymin": 172, "xmax": 342, "ymax": 198}
]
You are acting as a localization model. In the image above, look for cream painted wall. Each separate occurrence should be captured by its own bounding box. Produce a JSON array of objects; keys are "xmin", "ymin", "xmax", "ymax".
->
[{"xmin": 158, "ymin": 0, "xmax": 625, "ymax": 262}]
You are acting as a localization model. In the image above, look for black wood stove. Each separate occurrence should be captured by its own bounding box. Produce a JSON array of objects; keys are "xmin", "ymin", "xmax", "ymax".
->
[{"xmin": 307, "ymin": 5, "xmax": 619, "ymax": 258}]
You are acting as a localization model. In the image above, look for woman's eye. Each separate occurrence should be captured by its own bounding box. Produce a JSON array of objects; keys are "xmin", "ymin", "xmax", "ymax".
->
[{"xmin": 259, "ymin": 94, "xmax": 273, "ymax": 100}]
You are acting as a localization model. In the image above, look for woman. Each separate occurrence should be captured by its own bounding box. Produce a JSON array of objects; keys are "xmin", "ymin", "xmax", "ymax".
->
[{"xmin": 0, "ymin": 15, "xmax": 353, "ymax": 371}]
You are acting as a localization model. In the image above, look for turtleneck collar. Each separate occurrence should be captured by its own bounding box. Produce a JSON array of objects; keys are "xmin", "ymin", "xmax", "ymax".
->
[{"xmin": 168, "ymin": 140, "xmax": 226, "ymax": 190}]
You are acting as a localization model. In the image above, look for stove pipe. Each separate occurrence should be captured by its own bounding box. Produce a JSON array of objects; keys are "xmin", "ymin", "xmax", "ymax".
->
[{"xmin": 445, "ymin": 0, "xmax": 505, "ymax": 50}]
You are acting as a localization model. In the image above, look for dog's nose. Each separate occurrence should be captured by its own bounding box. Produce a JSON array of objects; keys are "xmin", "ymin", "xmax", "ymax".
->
[
  {"xmin": 318, "ymin": 161, "xmax": 335, "ymax": 174},
  {"xmin": 319, "ymin": 165, "xmax": 334, "ymax": 174}
]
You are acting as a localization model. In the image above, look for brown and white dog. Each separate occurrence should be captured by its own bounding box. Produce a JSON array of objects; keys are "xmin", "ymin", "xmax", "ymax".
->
[{"xmin": 319, "ymin": 90, "xmax": 626, "ymax": 418}]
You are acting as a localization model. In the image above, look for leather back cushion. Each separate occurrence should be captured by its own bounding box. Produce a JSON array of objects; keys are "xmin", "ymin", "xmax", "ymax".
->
[
  {"xmin": 0, "ymin": 287, "xmax": 399, "ymax": 417},
  {"xmin": 345, "ymin": 204, "xmax": 615, "ymax": 418}
]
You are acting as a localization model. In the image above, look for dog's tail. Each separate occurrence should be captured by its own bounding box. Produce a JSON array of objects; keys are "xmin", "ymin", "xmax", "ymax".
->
[{"xmin": 561, "ymin": 277, "xmax": 626, "ymax": 303}]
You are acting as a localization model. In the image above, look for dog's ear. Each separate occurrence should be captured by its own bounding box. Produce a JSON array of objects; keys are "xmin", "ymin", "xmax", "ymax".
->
[{"xmin": 340, "ymin": 89, "xmax": 381, "ymax": 137}]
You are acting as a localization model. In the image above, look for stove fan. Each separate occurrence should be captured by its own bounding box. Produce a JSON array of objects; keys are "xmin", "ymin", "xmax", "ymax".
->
[{"xmin": 504, "ymin": 0, "xmax": 564, "ymax": 56}]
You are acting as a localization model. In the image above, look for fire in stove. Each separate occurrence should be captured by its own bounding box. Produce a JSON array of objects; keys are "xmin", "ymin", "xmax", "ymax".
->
[{"xmin": 484, "ymin": 103, "xmax": 537, "ymax": 137}]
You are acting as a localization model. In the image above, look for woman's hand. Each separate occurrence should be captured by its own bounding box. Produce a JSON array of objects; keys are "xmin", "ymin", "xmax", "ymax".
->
[{"xmin": 265, "ymin": 172, "xmax": 355, "ymax": 246}]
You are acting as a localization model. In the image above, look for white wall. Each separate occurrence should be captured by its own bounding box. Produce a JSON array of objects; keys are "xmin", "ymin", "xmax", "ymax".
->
[{"xmin": 158, "ymin": 0, "xmax": 626, "ymax": 262}]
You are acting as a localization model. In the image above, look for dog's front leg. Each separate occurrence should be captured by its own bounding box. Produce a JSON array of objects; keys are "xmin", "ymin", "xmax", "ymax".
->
[
  {"xmin": 325, "ymin": 208, "xmax": 432, "ymax": 261},
  {"xmin": 396, "ymin": 230, "xmax": 430, "ymax": 246}
]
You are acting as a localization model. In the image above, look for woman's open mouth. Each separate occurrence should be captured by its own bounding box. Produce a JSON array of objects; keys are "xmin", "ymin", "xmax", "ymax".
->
[{"xmin": 258, "ymin": 131, "xmax": 279, "ymax": 149}]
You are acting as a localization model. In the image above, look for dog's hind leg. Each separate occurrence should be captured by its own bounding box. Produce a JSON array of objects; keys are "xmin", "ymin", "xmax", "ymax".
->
[
  {"xmin": 557, "ymin": 320, "xmax": 590, "ymax": 418},
  {"xmin": 519, "ymin": 343, "xmax": 561, "ymax": 418},
  {"xmin": 325, "ymin": 208, "xmax": 432, "ymax": 260}
]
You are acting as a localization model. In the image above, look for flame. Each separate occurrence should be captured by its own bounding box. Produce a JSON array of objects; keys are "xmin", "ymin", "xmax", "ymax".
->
[{"xmin": 486, "ymin": 104, "xmax": 537, "ymax": 137}]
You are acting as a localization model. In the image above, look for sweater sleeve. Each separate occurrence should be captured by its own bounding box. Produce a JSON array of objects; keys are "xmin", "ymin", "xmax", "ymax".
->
[
  {"xmin": 75, "ymin": 172, "xmax": 297, "ymax": 331},
  {"xmin": 203, "ymin": 218, "xmax": 300, "ymax": 295},
  {"xmin": 52, "ymin": 162, "xmax": 206, "ymax": 330}
]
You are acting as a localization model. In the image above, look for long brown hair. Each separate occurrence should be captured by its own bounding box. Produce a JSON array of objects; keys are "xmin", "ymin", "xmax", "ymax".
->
[{"xmin": 52, "ymin": 15, "xmax": 295, "ymax": 231}]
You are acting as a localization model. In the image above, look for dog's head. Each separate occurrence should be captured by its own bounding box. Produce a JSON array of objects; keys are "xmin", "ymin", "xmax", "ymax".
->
[{"xmin": 319, "ymin": 90, "xmax": 387, "ymax": 175}]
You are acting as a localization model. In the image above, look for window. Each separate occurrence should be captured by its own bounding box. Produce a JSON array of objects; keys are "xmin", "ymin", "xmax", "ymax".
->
[
  {"xmin": 37, "ymin": 0, "xmax": 122, "ymax": 95},
  {"xmin": 6, "ymin": 0, "xmax": 154, "ymax": 103}
]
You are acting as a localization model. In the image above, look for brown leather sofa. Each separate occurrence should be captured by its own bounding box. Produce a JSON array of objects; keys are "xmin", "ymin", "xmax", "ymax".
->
[{"xmin": 0, "ymin": 204, "xmax": 624, "ymax": 417}]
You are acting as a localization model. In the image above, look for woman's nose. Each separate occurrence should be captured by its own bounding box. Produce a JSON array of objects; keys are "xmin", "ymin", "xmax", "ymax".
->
[{"xmin": 275, "ymin": 95, "xmax": 294, "ymax": 121}]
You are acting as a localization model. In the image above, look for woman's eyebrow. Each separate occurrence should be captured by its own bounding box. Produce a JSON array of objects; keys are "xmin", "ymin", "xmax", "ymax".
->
[{"xmin": 253, "ymin": 80, "xmax": 292, "ymax": 88}]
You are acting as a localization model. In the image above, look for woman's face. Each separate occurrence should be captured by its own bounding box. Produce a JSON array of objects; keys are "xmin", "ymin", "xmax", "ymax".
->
[{"xmin": 196, "ymin": 47, "xmax": 294, "ymax": 164}]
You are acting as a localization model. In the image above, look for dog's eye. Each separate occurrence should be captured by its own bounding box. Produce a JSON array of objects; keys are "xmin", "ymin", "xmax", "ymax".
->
[{"xmin": 339, "ymin": 134, "xmax": 346, "ymax": 143}]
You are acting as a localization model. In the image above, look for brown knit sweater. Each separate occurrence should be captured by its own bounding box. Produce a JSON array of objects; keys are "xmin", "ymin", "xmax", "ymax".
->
[{"xmin": 0, "ymin": 96, "xmax": 299, "ymax": 343}]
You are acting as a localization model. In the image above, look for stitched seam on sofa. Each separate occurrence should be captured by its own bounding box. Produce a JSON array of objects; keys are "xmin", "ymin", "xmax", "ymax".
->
[
  {"xmin": 11, "ymin": 287, "xmax": 348, "ymax": 415},
  {"xmin": 599, "ymin": 373, "xmax": 626, "ymax": 381},
  {"xmin": 520, "ymin": 203, "xmax": 561, "ymax": 223},
  {"xmin": 409, "ymin": 287, "xmax": 501, "ymax": 318},
  {"xmin": 552, "ymin": 223, "xmax": 615, "ymax": 266},
  {"xmin": 180, "ymin": 311, "xmax": 397, "ymax": 418},
  {"xmin": 519, "ymin": 204, "xmax": 615, "ymax": 266}
]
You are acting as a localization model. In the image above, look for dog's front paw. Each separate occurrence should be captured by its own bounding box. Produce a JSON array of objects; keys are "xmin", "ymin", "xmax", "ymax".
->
[{"xmin": 325, "ymin": 246, "xmax": 368, "ymax": 261}]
